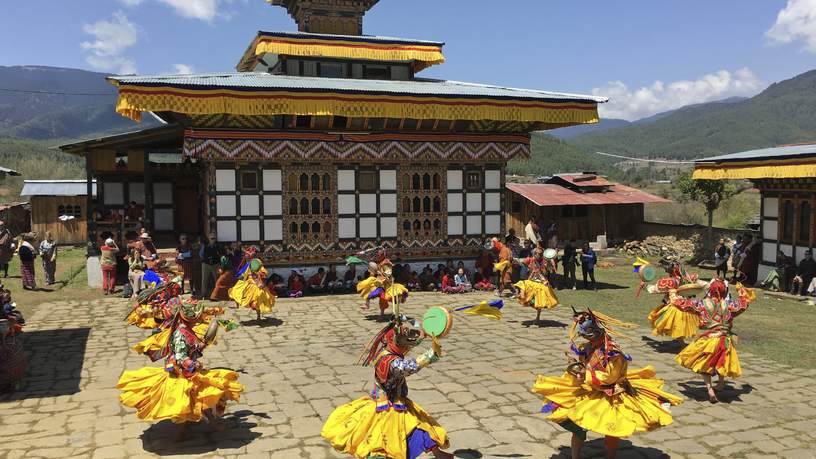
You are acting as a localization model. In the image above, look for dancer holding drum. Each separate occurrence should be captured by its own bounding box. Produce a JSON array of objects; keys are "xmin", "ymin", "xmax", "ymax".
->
[
  {"xmin": 636, "ymin": 259, "xmax": 706, "ymax": 344},
  {"xmin": 322, "ymin": 308, "xmax": 452, "ymax": 459}
]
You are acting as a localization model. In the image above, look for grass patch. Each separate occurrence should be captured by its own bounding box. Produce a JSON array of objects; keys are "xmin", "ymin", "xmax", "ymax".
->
[
  {"xmin": 547, "ymin": 258, "xmax": 814, "ymax": 369},
  {"xmin": 5, "ymin": 247, "xmax": 100, "ymax": 319}
]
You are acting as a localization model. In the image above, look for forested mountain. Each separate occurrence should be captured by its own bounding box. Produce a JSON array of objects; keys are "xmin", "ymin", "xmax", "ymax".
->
[{"xmin": 569, "ymin": 70, "xmax": 816, "ymax": 159}]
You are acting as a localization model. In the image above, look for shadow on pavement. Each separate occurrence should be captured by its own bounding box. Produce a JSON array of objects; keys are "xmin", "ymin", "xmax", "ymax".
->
[
  {"xmin": 641, "ymin": 335, "xmax": 686, "ymax": 354},
  {"xmin": 453, "ymin": 448, "xmax": 485, "ymax": 458},
  {"xmin": 140, "ymin": 409, "xmax": 264, "ymax": 456},
  {"xmin": 678, "ymin": 380, "xmax": 754, "ymax": 403},
  {"xmin": 521, "ymin": 319, "xmax": 567, "ymax": 329},
  {"xmin": 240, "ymin": 317, "xmax": 284, "ymax": 328},
  {"xmin": 550, "ymin": 438, "xmax": 669, "ymax": 458},
  {"xmin": 0, "ymin": 327, "xmax": 90, "ymax": 400}
]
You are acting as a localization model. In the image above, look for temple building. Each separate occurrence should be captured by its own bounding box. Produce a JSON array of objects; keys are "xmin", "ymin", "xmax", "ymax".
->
[
  {"xmin": 61, "ymin": 0, "xmax": 607, "ymax": 266},
  {"xmin": 694, "ymin": 143, "xmax": 816, "ymax": 281}
]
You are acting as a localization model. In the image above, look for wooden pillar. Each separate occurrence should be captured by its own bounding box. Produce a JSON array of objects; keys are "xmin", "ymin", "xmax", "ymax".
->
[
  {"xmin": 85, "ymin": 149, "xmax": 97, "ymax": 256},
  {"xmin": 143, "ymin": 150, "xmax": 153, "ymax": 233}
]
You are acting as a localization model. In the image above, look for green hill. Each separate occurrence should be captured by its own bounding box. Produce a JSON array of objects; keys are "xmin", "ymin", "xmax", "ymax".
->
[
  {"xmin": 507, "ymin": 133, "xmax": 614, "ymax": 177},
  {"xmin": 569, "ymin": 69, "xmax": 816, "ymax": 159},
  {"xmin": 0, "ymin": 136, "xmax": 84, "ymax": 201}
]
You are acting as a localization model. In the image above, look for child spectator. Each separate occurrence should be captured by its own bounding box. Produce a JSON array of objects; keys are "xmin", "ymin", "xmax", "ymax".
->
[
  {"xmin": 454, "ymin": 267, "xmax": 472, "ymax": 293},
  {"xmin": 288, "ymin": 270, "xmax": 305, "ymax": 298}
]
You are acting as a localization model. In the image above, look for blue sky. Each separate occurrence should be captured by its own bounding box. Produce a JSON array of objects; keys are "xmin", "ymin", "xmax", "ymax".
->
[{"xmin": 1, "ymin": 0, "xmax": 815, "ymax": 120}]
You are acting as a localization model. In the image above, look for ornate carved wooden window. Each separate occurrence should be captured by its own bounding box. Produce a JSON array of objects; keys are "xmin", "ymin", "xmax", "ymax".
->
[
  {"xmin": 283, "ymin": 166, "xmax": 336, "ymax": 247},
  {"xmin": 398, "ymin": 166, "xmax": 445, "ymax": 243}
]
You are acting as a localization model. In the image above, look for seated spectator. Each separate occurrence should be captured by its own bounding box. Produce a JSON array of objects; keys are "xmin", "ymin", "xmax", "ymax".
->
[
  {"xmin": 405, "ymin": 270, "xmax": 422, "ymax": 291},
  {"xmin": 454, "ymin": 267, "xmax": 472, "ymax": 293},
  {"xmin": 326, "ymin": 265, "xmax": 344, "ymax": 293},
  {"xmin": 288, "ymin": 270, "xmax": 305, "ymax": 298},
  {"xmin": 419, "ymin": 266, "xmax": 437, "ymax": 291},
  {"xmin": 440, "ymin": 269, "xmax": 457, "ymax": 293},
  {"xmin": 791, "ymin": 250, "xmax": 816, "ymax": 296},
  {"xmin": 343, "ymin": 266, "xmax": 358, "ymax": 292},
  {"xmin": 473, "ymin": 276, "xmax": 495, "ymax": 291},
  {"xmin": 456, "ymin": 261, "xmax": 471, "ymax": 281},
  {"xmin": 308, "ymin": 267, "xmax": 328, "ymax": 295},
  {"xmin": 433, "ymin": 264, "xmax": 446, "ymax": 289},
  {"xmin": 268, "ymin": 272, "xmax": 288, "ymax": 297}
]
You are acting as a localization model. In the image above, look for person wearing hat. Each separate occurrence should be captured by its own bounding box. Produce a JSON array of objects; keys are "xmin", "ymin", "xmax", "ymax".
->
[
  {"xmin": 0, "ymin": 220, "xmax": 14, "ymax": 278},
  {"xmin": 18, "ymin": 233, "xmax": 38, "ymax": 290},
  {"xmin": 100, "ymin": 238, "xmax": 119, "ymax": 294}
]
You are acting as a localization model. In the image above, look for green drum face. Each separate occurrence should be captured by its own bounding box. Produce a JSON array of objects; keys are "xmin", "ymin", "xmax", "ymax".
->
[
  {"xmin": 422, "ymin": 306, "xmax": 451, "ymax": 338},
  {"xmin": 640, "ymin": 265, "xmax": 657, "ymax": 282}
]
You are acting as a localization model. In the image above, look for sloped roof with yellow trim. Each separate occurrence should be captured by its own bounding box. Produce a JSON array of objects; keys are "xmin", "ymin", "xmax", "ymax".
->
[{"xmin": 693, "ymin": 143, "xmax": 816, "ymax": 180}]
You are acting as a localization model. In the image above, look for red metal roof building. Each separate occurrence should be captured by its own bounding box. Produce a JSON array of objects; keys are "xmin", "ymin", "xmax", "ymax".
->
[{"xmin": 505, "ymin": 174, "xmax": 670, "ymax": 243}]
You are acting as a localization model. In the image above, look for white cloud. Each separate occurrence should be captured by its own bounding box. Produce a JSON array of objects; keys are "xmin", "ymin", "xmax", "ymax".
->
[
  {"xmin": 592, "ymin": 68, "xmax": 765, "ymax": 121},
  {"xmin": 81, "ymin": 12, "xmax": 139, "ymax": 74},
  {"xmin": 172, "ymin": 63, "xmax": 195, "ymax": 74},
  {"xmin": 157, "ymin": 0, "xmax": 218, "ymax": 21},
  {"xmin": 117, "ymin": 0, "xmax": 145, "ymax": 6},
  {"xmin": 765, "ymin": 0, "xmax": 816, "ymax": 53}
]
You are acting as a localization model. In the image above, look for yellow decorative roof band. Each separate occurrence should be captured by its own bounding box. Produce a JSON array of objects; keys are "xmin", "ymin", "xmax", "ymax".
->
[
  {"xmin": 114, "ymin": 85, "xmax": 600, "ymax": 126},
  {"xmin": 254, "ymin": 36, "xmax": 445, "ymax": 71},
  {"xmin": 693, "ymin": 158, "xmax": 816, "ymax": 180}
]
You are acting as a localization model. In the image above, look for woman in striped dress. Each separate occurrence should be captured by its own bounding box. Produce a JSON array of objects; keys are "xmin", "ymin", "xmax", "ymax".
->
[{"xmin": 18, "ymin": 233, "xmax": 37, "ymax": 290}]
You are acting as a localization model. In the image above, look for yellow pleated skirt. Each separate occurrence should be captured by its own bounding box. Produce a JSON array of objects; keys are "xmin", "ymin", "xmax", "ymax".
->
[
  {"xmin": 384, "ymin": 283, "xmax": 408, "ymax": 302},
  {"xmin": 648, "ymin": 303, "xmax": 699, "ymax": 339},
  {"xmin": 675, "ymin": 335, "xmax": 741, "ymax": 378},
  {"xmin": 126, "ymin": 304, "xmax": 162, "ymax": 330},
  {"xmin": 117, "ymin": 367, "xmax": 243, "ymax": 423},
  {"xmin": 229, "ymin": 279, "xmax": 275, "ymax": 313},
  {"xmin": 322, "ymin": 397, "xmax": 449, "ymax": 459},
  {"xmin": 531, "ymin": 367, "xmax": 683, "ymax": 438},
  {"xmin": 131, "ymin": 323, "xmax": 215, "ymax": 356},
  {"xmin": 514, "ymin": 280, "xmax": 559, "ymax": 310}
]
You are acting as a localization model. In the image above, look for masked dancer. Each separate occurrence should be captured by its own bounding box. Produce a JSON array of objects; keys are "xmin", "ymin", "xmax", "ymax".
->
[
  {"xmin": 117, "ymin": 300, "xmax": 243, "ymax": 442},
  {"xmin": 514, "ymin": 248, "xmax": 559, "ymax": 324},
  {"xmin": 673, "ymin": 279, "xmax": 755, "ymax": 403},
  {"xmin": 229, "ymin": 250, "xmax": 276, "ymax": 321},
  {"xmin": 354, "ymin": 249, "xmax": 408, "ymax": 317},
  {"xmin": 532, "ymin": 308, "xmax": 682, "ymax": 459},
  {"xmin": 322, "ymin": 317, "xmax": 451, "ymax": 459},
  {"xmin": 643, "ymin": 261, "xmax": 704, "ymax": 343}
]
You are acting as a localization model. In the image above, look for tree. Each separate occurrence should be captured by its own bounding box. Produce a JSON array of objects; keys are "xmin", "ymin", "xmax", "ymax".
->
[{"xmin": 676, "ymin": 171, "xmax": 740, "ymax": 245}]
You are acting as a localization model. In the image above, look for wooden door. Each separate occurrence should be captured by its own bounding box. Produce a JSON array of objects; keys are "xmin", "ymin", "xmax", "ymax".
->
[{"xmin": 175, "ymin": 178, "xmax": 200, "ymax": 235}]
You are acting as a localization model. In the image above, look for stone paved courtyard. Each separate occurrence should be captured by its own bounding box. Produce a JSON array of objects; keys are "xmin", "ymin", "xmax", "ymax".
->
[{"xmin": 2, "ymin": 292, "xmax": 816, "ymax": 459}]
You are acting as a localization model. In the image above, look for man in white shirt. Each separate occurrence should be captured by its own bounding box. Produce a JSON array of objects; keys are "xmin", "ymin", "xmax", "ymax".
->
[{"xmin": 524, "ymin": 217, "xmax": 539, "ymax": 247}]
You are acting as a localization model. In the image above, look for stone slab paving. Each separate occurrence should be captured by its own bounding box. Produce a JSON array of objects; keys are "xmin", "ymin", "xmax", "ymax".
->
[{"xmin": 2, "ymin": 292, "xmax": 816, "ymax": 459}]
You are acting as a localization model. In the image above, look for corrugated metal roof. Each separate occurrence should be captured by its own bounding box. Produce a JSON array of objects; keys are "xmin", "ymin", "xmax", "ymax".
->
[
  {"xmin": 109, "ymin": 72, "xmax": 609, "ymax": 103},
  {"xmin": 256, "ymin": 30, "xmax": 444, "ymax": 46},
  {"xmin": 507, "ymin": 183, "xmax": 670, "ymax": 207},
  {"xmin": 20, "ymin": 180, "xmax": 96, "ymax": 197},
  {"xmin": 550, "ymin": 174, "xmax": 612, "ymax": 187},
  {"xmin": 694, "ymin": 143, "xmax": 816, "ymax": 163}
]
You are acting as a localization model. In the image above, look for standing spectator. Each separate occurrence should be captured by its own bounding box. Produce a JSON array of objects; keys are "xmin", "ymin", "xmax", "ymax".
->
[
  {"xmin": 127, "ymin": 248, "xmax": 145, "ymax": 298},
  {"xmin": 0, "ymin": 221, "xmax": 13, "ymax": 278},
  {"xmin": 100, "ymin": 238, "xmax": 119, "ymax": 295},
  {"xmin": 524, "ymin": 217, "xmax": 540, "ymax": 247},
  {"xmin": 18, "ymin": 233, "xmax": 37, "ymax": 290},
  {"xmin": 175, "ymin": 233, "xmax": 195, "ymax": 294},
  {"xmin": 126, "ymin": 201, "xmax": 144, "ymax": 221},
  {"xmin": 546, "ymin": 218, "xmax": 559, "ymax": 249},
  {"xmin": 199, "ymin": 232, "xmax": 221, "ymax": 299},
  {"xmin": 740, "ymin": 235, "xmax": 760, "ymax": 285},
  {"xmin": 39, "ymin": 231, "xmax": 57, "ymax": 286},
  {"xmin": 713, "ymin": 238, "xmax": 731, "ymax": 279},
  {"xmin": 505, "ymin": 228, "xmax": 519, "ymax": 248},
  {"xmin": 730, "ymin": 235, "xmax": 745, "ymax": 282},
  {"xmin": 580, "ymin": 242, "xmax": 597, "ymax": 291},
  {"xmin": 343, "ymin": 265, "xmax": 358, "ymax": 292},
  {"xmin": 791, "ymin": 250, "xmax": 816, "ymax": 296},
  {"xmin": 308, "ymin": 267, "xmax": 328, "ymax": 295},
  {"xmin": 325, "ymin": 265, "xmax": 343, "ymax": 293},
  {"xmin": 562, "ymin": 239, "xmax": 579, "ymax": 290}
]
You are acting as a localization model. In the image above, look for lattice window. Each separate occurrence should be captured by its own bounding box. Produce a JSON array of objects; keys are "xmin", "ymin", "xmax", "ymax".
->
[
  {"xmin": 398, "ymin": 166, "xmax": 445, "ymax": 243},
  {"xmin": 282, "ymin": 165, "xmax": 336, "ymax": 246}
]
